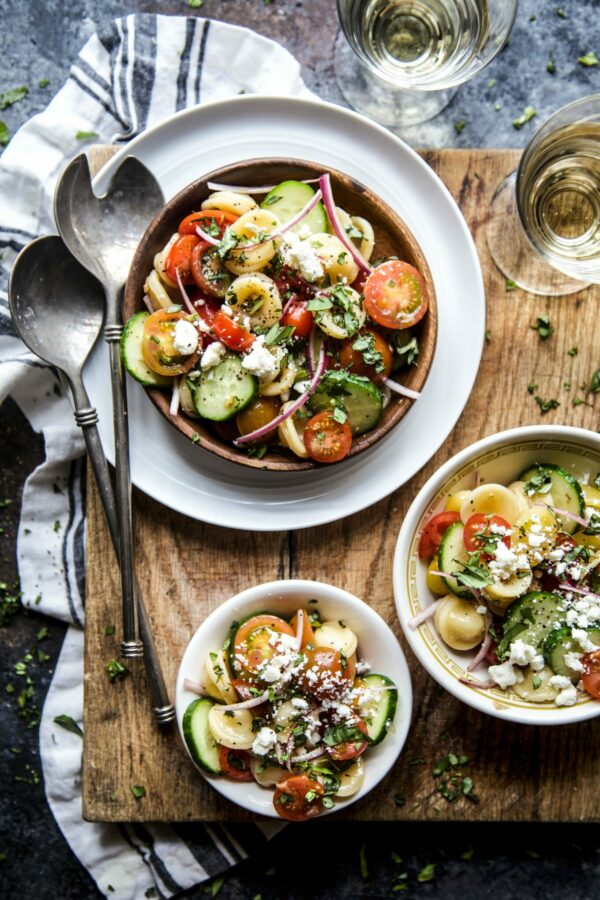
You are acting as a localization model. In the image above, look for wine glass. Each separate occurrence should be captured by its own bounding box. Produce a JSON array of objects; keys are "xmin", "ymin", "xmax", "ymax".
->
[
  {"xmin": 335, "ymin": 0, "xmax": 518, "ymax": 127},
  {"xmin": 486, "ymin": 94, "xmax": 600, "ymax": 296}
]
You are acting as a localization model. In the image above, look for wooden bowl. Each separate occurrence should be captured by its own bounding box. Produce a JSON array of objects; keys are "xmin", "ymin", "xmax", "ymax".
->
[{"xmin": 124, "ymin": 159, "xmax": 437, "ymax": 471}]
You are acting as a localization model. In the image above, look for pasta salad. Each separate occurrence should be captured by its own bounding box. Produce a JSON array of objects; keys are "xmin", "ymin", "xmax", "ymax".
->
[{"xmin": 121, "ymin": 173, "xmax": 429, "ymax": 464}]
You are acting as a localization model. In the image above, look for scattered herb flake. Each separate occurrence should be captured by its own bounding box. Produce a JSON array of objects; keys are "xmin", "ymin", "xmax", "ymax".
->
[
  {"xmin": 130, "ymin": 784, "xmax": 146, "ymax": 799},
  {"xmin": 531, "ymin": 314, "xmax": 553, "ymax": 340},
  {"xmin": 417, "ymin": 863, "xmax": 436, "ymax": 883},
  {"xmin": 573, "ymin": 396, "xmax": 585, "ymax": 407},
  {"xmin": 506, "ymin": 279, "xmax": 517, "ymax": 291},
  {"xmin": 107, "ymin": 659, "xmax": 129, "ymax": 683},
  {"xmin": 568, "ymin": 346, "xmax": 578, "ymax": 356},
  {"xmin": 547, "ymin": 53, "xmax": 556, "ymax": 74},
  {"xmin": 75, "ymin": 130, "xmax": 99, "ymax": 141},
  {"xmin": 587, "ymin": 369, "xmax": 600, "ymax": 393},
  {"xmin": 487, "ymin": 78, "xmax": 497, "ymax": 88},
  {"xmin": 105, "ymin": 624, "xmax": 116, "ymax": 636},
  {"xmin": 209, "ymin": 876, "xmax": 225, "ymax": 897},
  {"xmin": 53, "ymin": 714, "xmax": 83, "ymax": 737},
  {"xmin": 188, "ymin": 0, "xmax": 203, "ymax": 6},
  {"xmin": 461, "ymin": 848, "xmax": 474, "ymax": 861},
  {"xmin": 39, "ymin": 78, "xmax": 50, "ymax": 88},
  {"xmin": 485, "ymin": 329, "xmax": 491, "ymax": 343},
  {"xmin": 454, "ymin": 120, "xmax": 466, "ymax": 134},
  {"xmin": 0, "ymin": 121, "xmax": 9, "ymax": 147},
  {"xmin": 0, "ymin": 86, "xmax": 28, "ymax": 109},
  {"xmin": 359, "ymin": 844, "xmax": 369, "ymax": 879},
  {"xmin": 534, "ymin": 395, "xmax": 560, "ymax": 414},
  {"xmin": 53, "ymin": 520, "xmax": 61, "ymax": 532},
  {"xmin": 578, "ymin": 51, "xmax": 599, "ymax": 67},
  {"xmin": 556, "ymin": 7, "xmax": 567, "ymax": 17},
  {"xmin": 527, "ymin": 383, "xmax": 538, "ymax": 395},
  {"xmin": 513, "ymin": 106, "xmax": 537, "ymax": 129}
]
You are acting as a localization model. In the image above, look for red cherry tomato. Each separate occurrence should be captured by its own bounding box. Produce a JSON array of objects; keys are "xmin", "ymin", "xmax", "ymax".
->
[
  {"xmin": 364, "ymin": 260, "xmax": 428, "ymax": 330},
  {"xmin": 165, "ymin": 234, "xmax": 200, "ymax": 285},
  {"xmin": 281, "ymin": 303, "xmax": 314, "ymax": 340},
  {"xmin": 338, "ymin": 329, "xmax": 393, "ymax": 383},
  {"xmin": 299, "ymin": 646, "xmax": 353, "ymax": 700},
  {"xmin": 303, "ymin": 411, "xmax": 352, "ymax": 464},
  {"xmin": 178, "ymin": 209, "xmax": 238, "ymax": 237},
  {"xmin": 193, "ymin": 293, "xmax": 222, "ymax": 328},
  {"xmin": 582, "ymin": 650, "xmax": 600, "ymax": 700},
  {"xmin": 273, "ymin": 775, "xmax": 324, "ymax": 821},
  {"xmin": 418, "ymin": 511, "xmax": 461, "ymax": 561},
  {"xmin": 218, "ymin": 746, "xmax": 253, "ymax": 782},
  {"xmin": 463, "ymin": 514, "xmax": 512, "ymax": 558},
  {"xmin": 233, "ymin": 614, "xmax": 295, "ymax": 675},
  {"xmin": 212, "ymin": 309, "xmax": 255, "ymax": 352},
  {"xmin": 327, "ymin": 719, "xmax": 369, "ymax": 762},
  {"xmin": 191, "ymin": 241, "xmax": 232, "ymax": 298}
]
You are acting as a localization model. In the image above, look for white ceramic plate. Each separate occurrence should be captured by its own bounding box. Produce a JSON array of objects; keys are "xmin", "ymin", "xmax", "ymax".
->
[
  {"xmin": 175, "ymin": 579, "xmax": 412, "ymax": 819},
  {"xmin": 393, "ymin": 425, "xmax": 600, "ymax": 725},
  {"xmin": 85, "ymin": 95, "xmax": 485, "ymax": 530}
]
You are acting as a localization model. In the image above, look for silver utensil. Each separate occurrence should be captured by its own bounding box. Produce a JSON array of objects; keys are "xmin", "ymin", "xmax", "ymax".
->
[
  {"xmin": 54, "ymin": 153, "xmax": 164, "ymax": 658},
  {"xmin": 9, "ymin": 235, "xmax": 175, "ymax": 725}
]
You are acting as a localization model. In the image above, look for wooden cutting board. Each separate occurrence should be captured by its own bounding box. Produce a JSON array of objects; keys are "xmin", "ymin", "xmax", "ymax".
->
[{"xmin": 82, "ymin": 148, "xmax": 600, "ymax": 823}]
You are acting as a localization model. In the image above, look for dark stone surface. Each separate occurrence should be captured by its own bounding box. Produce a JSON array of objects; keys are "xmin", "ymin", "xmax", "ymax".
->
[{"xmin": 1, "ymin": 1, "xmax": 600, "ymax": 897}]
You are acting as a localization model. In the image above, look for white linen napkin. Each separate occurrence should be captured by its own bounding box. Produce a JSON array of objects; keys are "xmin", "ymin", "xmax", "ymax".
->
[{"xmin": 0, "ymin": 14, "xmax": 309, "ymax": 899}]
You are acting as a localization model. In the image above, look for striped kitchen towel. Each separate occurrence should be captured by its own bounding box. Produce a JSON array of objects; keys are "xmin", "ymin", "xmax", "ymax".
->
[{"xmin": 0, "ymin": 14, "xmax": 309, "ymax": 899}]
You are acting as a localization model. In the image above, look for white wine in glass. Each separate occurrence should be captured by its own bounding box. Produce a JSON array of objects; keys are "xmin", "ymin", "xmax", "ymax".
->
[
  {"xmin": 487, "ymin": 95, "xmax": 600, "ymax": 295},
  {"xmin": 335, "ymin": 0, "xmax": 517, "ymax": 126}
]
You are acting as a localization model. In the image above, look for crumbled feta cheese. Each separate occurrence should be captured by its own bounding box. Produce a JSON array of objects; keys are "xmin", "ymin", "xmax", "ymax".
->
[
  {"xmin": 489, "ymin": 660, "xmax": 520, "ymax": 689},
  {"xmin": 530, "ymin": 654, "xmax": 545, "ymax": 672},
  {"xmin": 261, "ymin": 664, "xmax": 281, "ymax": 683},
  {"xmin": 280, "ymin": 231, "xmax": 324, "ymax": 283},
  {"xmin": 564, "ymin": 651, "xmax": 584, "ymax": 672},
  {"xmin": 291, "ymin": 697, "xmax": 309, "ymax": 711},
  {"xmin": 355, "ymin": 660, "xmax": 371, "ymax": 676},
  {"xmin": 549, "ymin": 674, "xmax": 578, "ymax": 707},
  {"xmin": 509, "ymin": 640, "xmax": 538, "ymax": 667},
  {"xmin": 476, "ymin": 605, "xmax": 488, "ymax": 615},
  {"xmin": 488, "ymin": 542, "xmax": 521, "ymax": 582},
  {"xmin": 297, "ymin": 223, "xmax": 312, "ymax": 239},
  {"xmin": 252, "ymin": 726, "xmax": 278, "ymax": 756},
  {"xmin": 573, "ymin": 627, "xmax": 597, "ymax": 653},
  {"xmin": 241, "ymin": 335, "xmax": 281, "ymax": 381},
  {"xmin": 172, "ymin": 319, "xmax": 199, "ymax": 355},
  {"xmin": 200, "ymin": 341, "xmax": 227, "ymax": 370}
]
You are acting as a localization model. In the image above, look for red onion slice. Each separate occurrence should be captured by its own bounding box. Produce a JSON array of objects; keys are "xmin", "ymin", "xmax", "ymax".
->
[
  {"xmin": 384, "ymin": 377, "xmax": 421, "ymax": 401},
  {"xmin": 549, "ymin": 506, "xmax": 589, "ymax": 527},
  {"xmin": 183, "ymin": 678, "xmax": 210, "ymax": 696},
  {"xmin": 196, "ymin": 226, "xmax": 220, "ymax": 247},
  {"xmin": 295, "ymin": 609, "xmax": 305, "ymax": 651},
  {"xmin": 233, "ymin": 327, "xmax": 327, "ymax": 446},
  {"xmin": 175, "ymin": 268, "xmax": 197, "ymax": 316},
  {"xmin": 558, "ymin": 582, "xmax": 600, "ymax": 600},
  {"xmin": 290, "ymin": 747, "xmax": 325, "ymax": 764},
  {"xmin": 206, "ymin": 178, "xmax": 320, "ymax": 194},
  {"xmin": 142, "ymin": 292, "xmax": 155, "ymax": 313},
  {"xmin": 218, "ymin": 691, "xmax": 270, "ymax": 711},
  {"xmin": 319, "ymin": 173, "xmax": 372, "ymax": 275},
  {"xmin": 467, "ymin": 613, "xmax": 492, "ymax": 672},
  {"xmin": 408, "ymin": 603, "xmax": 438, "ymax": 629},
  {"xmin": 169, "ymin": 379, "xmax": 180, "ymax": 417},
  {"xmin": 459, "ymin": 676, "xmax": 496, "ymax": 690},
  {"xmin": 281, "ymin": 291, "xmax": 300, "ymax": 318}
]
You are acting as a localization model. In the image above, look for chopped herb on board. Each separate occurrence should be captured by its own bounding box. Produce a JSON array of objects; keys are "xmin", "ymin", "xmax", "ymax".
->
[
  {"xmin": 454, "ymin": 120, "xmax": 466, "ymax": 134},
  {"xmin": 485, "ymin": 329, "xmax": 491, "ymax": 343},
  {"xmin": 556, "ymin": 7, "xmax": 567, "ymax": 17},
  {"xmin": 0, "ymin": 121, "xmax": 9, "ymax": 147},
  {"xmin": 506, "ymin": 279, "xmax": 517, "ymax": 291},
  {"xmin": 39, "ymin": 78, "xmax": 50, "ymax": 88},
  {"xmin": 130, "ymin": 784, "xmax": 146, "ymax": 799},
  {"xmin": 531, "ymin": 314, "xmax": 553, "ymax": 339},
  {"xmin": 587, "ymin": 369, "xmax": 600, "ymax": 393},
  {"xmin": 75, "ymin": 130, "xmax": 99, "ymax": 141},
  {"xmin": 534, "ymin": 395, "xmax": 560, "ymax": 414},
  {"xmin": 573, "ymin": 396, "xmax": 585, "ymax": 407},
  {"xmin": 209, "ymin": 876, "xmax": 225, "ymax": 897},
  {"xmin": 188, "ymin": 0, "xmax": 203, "ymax": 7},
  {"xmin": 546, "ymin": 52, "xmax": 556, "ymax": 74},
  {"xmin": 512, "ymin": 106, "xmax": 537, "ymax": 129},
  {"xmin": 107, "ymin": 659, "xmax": 129, "ymax": 682},
  {"xmin": 359, "ymin": 843, "xmax": 369, "ymax": 879},
  {"xmin": 527, "ymin": 383, "xmax": 538, "ymax": 395},
  {"xmin": 578, "ymin": 51, "xmax": 599, "ymax": 66},
  {"xmin": 568, "ymin": 346, "xmax": 578, "ymax": 356},
  {"xmin": 105, "ymin": 624, "xmax": 116, "ymax": 635},
  {"xmin": 417, "ymin": 863, "xmax": 436, "ymax": 883}
]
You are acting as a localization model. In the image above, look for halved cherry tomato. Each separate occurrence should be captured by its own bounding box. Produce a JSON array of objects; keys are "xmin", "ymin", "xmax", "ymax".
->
[
  {"xmin": 582, "ymin": 650, "xmax": 600, "ymax": 700},
  {"xmin": 463, "ymin": 514, "xmax": 512, "ymax": 559},
  {"xmin": 299, "ymin": 646, "xmax": 352, "ymax": 700},
  {"xmin": 303, "ymin": 411, "xmax": 352, "ymax": 464},
  {"xmin": 327, "ymin": 719, "xmax": 369, "ymax": 762},
  {"xmin": 193, "ymin": 293, "xmax": 222, "ymax": 329},
  {"xmin": 212, "ymin": 309, "xmax": 255, "ymax": 352},
  {"xmin": 233, "ymin": 614, "xmax": 295, "ymax": 675},
  {"xmin": 338, "ymin": 329, "xmax": 393, "ymax": 383},
  {"xmin": 165, "ymin": 234, "xmax": 200, "ymax": 285},
  {"xmin": 141, "ymin": 309, "xmax": 200, "ymax": 376},
  {"xmin": 418, "ymin": 511, "xmax": 461, "ymax": 561},
  {"xmin": 178, "ymin": 209, "xmax": 238, "ymax": 237},
  {"xmin": 191, "ymin": 241, "xmax": 232, "ymax": 298},
  {"xmin": 281, "ymin": 303, "xmax": 313, "ymax": 340},
  {"xmin": 273, "ymin": 775, "xmax": 324, "ymax": 821},
  {"xmin": 289, "ymin": 609, "xmax": 315, "ymax": 648},
  {"xmin": 364, "ymin": 260, "xmax": 428, "ymax": 330},
  {"xmin": 218, "ymin": 746, "xmax": 253, "ymax": 782},
  {"xmin": 236, "ymin": 397, "xmax": 280, "ymax": 443}
]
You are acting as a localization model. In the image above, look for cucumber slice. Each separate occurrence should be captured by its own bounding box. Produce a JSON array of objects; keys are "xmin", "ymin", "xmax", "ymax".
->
[
  {"xmin": 193, "ymin": 353, "xmax": 258, "ymax": 421},
  {"xmin": 544, "ymin": 626, "xmax": 581, "ymax": 682},
  {"xmin": 497, "ymin": 591, "xmax": 564, "ymax": 659},
  {"xmin": 360, "ymin": 674, "xmax": 397, "ymax": 745},
  {"xmin": 261, "ymin": 180, "xmax": 328, "ymax": 236},
  {"xmin": 309, "ymin": 371, "xmax": 382, "ymax": 437},
  {"xmin": 438, "ymin": 522, "xmax": 471, "ymax": 598},
  {"xmin": 519, "ymin": 463, "xmax": 585, "ymax": 534},
  {"xmin": 182, "ymin": 697, "xmax": 221, "ymax": 774},
  {"xmin": 121, "ymin": 311, "xmax": 171, "ymax": 387}
]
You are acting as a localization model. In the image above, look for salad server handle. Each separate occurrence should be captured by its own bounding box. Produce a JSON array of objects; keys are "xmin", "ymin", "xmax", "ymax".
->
[
  {"xmin": 69, "ymin": 374, "xmax": 176, "ymax": 725},
  {"xmin": 104, "ymin": 317, "xmax": 143, "ymax": 659}
]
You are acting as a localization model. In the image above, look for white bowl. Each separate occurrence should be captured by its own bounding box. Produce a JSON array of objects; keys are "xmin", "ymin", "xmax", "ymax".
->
[
  {"xmin": 393, "ymin": 425, "xmax": 600, "ymax": 726},
  {"xmin": 176, "ymin": 579, "xmax": 413, "ymax": 818}
]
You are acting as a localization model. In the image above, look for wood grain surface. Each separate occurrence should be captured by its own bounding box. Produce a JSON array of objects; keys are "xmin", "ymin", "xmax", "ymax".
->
[{"xmin": 83, "ymin": 148, "xmax": 600, "ymax": 823}]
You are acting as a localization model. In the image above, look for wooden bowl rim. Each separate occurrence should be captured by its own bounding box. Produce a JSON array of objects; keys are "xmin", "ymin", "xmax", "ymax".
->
[{"xmin": 124, "ymin": 157, "xmax": 438, "ymax": 472}]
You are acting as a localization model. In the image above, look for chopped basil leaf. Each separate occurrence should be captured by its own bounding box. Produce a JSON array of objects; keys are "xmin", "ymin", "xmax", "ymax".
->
[
  {"xmin": 512, "ymin": 106, "xmax": 537, "ymax": 129},
  {"xmin": 107, "ymin": 659, "xmax": 129, "ymax": 683},
  {"xmin": 578, "ymin": 51, "xmax": 599, "ymax": 66},
  {"xmin": 531, "ymin": 314, "xmax": 553, "ymax": 340},
  {"xmin": 75, "ymin": 130, "xmax": 99, "ymax": 141},
  {"xmin": 417, "ymin": 863, "xmax": 436, "ymax": 883},
  {"xmin": 0, "ymin": 121, "xmax": 9, "ymax": 147},
  {"xmin": 130, "ymin": 784, "xmax": 146, "ymax": 799},
  {"xmin": 53, "ymin": 714, "xmax": 83, "ymax": 737},
  {"xmin": 0, "ymin": 86, "xmax": 28, "ymax": 109},
  {"xmin": 534, "ymin": 395, "xmax": 560, "ymax": 414}
]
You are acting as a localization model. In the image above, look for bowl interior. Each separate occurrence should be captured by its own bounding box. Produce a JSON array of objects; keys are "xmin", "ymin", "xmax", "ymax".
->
[
  {"xmin": 124, "ymin": 158, "xmax": 437, "ymax": 471},
  {"xmin": 175, "ymin": 579, "xmax": 413, "ymax": 818},
  {"xmin": 395, "ymin": 430, "xmax": 600, "ymax": 725}
]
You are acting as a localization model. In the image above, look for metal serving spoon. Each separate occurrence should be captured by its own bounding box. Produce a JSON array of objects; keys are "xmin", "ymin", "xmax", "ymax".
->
[
  {"xmin": 54, "ymin": 153, "xmax": 164, "ymax": 658},
  {"xmin": 9, "ymin": 235, "xmax": 175, "ymax": 725}
]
